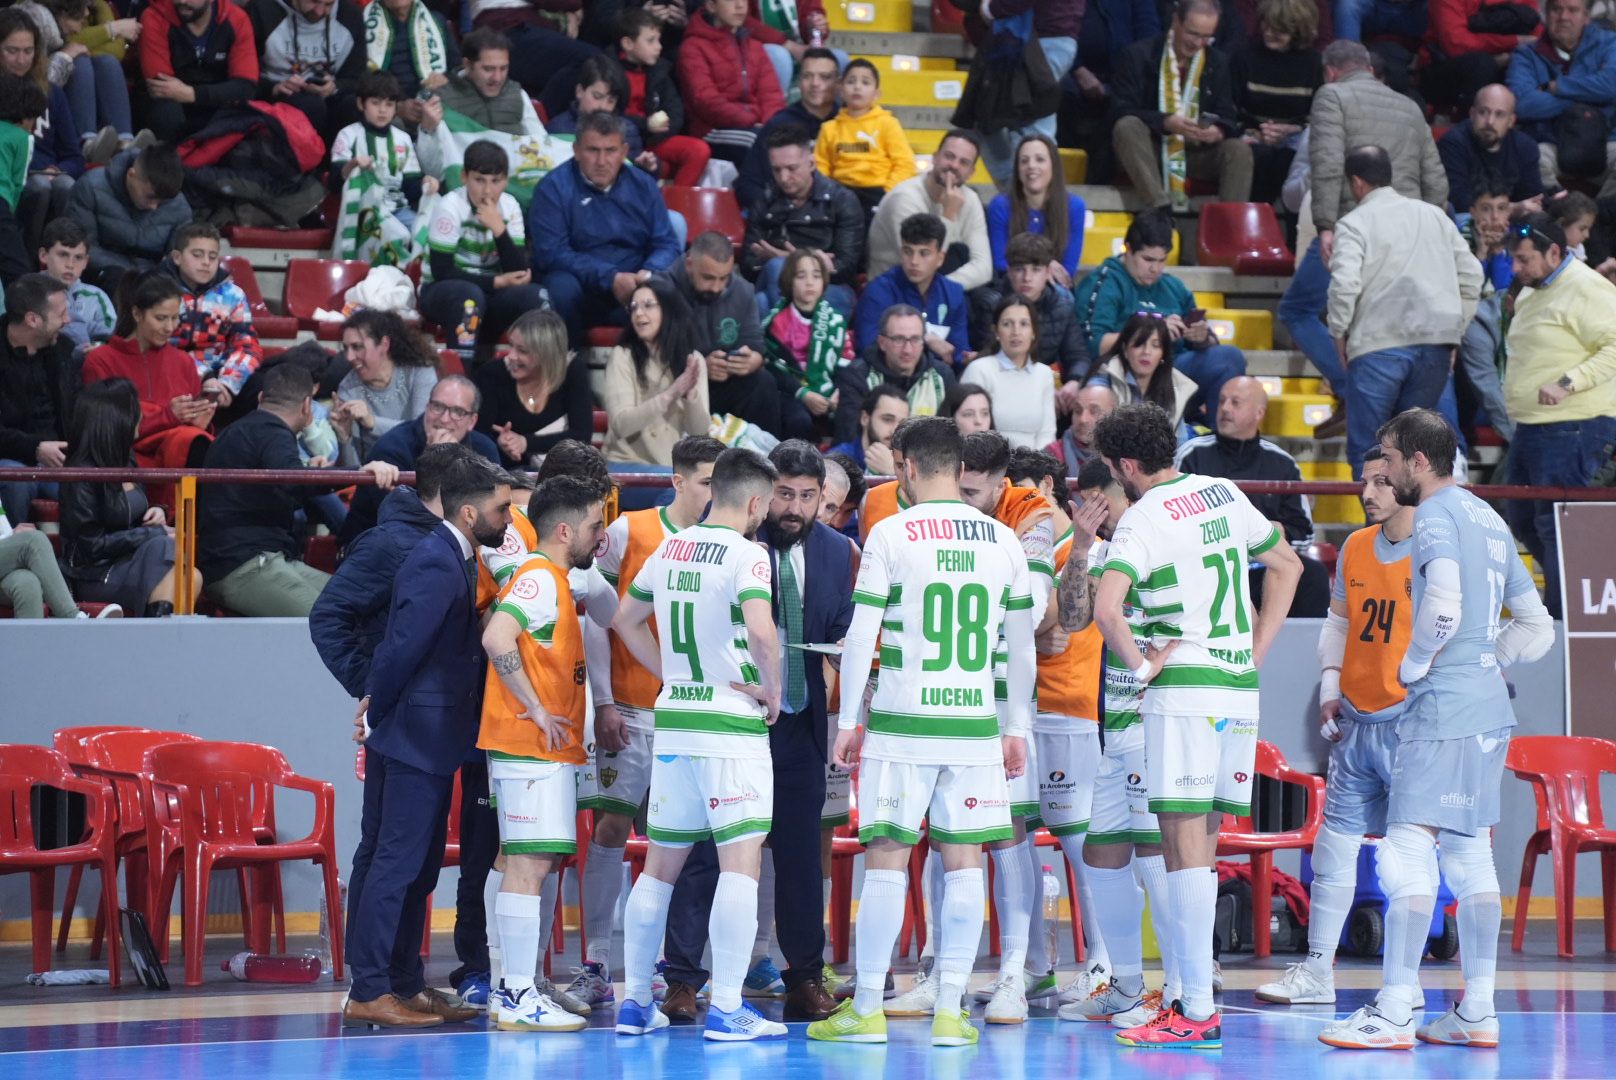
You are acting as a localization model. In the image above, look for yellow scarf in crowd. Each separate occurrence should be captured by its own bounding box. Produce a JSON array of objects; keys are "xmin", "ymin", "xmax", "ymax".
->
[{"xmin": 1158, "ymin": 44, "xmax": 1205, "ymax": 212}]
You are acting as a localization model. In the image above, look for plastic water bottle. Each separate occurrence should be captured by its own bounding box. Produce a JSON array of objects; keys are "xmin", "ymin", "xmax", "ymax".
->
[
  {"xmin": 317, "ymin": 878, "xmax": 348, "ymax": 976},
  {"xmin": 222, "ymin": 951, "xmax": 322, "ymax": 983},
  {"xmin": 1042, "ymin": 864, "xmax": 1062, "ymax": 966}
]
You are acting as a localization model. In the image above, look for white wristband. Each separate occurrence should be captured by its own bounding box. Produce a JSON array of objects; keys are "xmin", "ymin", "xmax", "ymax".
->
[
  {"xmin": 1319, "ymin": 668, "xmax": 1341, "ymax": 704},
  {"xmin": 1132, "ymin": 659, "xmax": 1153, "ymax": 683}
]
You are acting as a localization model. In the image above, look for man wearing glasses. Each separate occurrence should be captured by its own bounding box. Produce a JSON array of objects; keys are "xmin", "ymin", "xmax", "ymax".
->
[{"xmin": 832, "ymin": 304, "xmax": 958, "ymax": 445}]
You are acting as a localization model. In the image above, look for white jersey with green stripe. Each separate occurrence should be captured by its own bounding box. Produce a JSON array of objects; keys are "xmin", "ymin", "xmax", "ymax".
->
[
  {"xmin": 627, "ymin": 523, "xmax": 773, "ymax": 759},
  {"xmin": 1088, "ymin": 540, "xmax": 1149, "ymax": 733},
  {"xmin": 848, "ymin": 500, "xmax": 1035, "ymax": 765},
  {"xmin": 991, "ymin": 516, "xmax": 1054, "ymax": 715},
  {"xmin": 1102, "ymin": 473, "xmax": 1282, "ymax": 719},
  {"xmin": 423, "ymin": 188, "xmax": 526, "ymax": 283}
]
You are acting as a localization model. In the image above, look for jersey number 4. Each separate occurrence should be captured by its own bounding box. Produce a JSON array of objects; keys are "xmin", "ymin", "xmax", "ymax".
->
[
  {"xmin": 670, "ymin": 600, "xmax": 703, "ymax": 680},
  {"xmin": 1359, "ymin": 597, "xmax": 1396, "ymax": 644},
  {"xmin": 921, "ymin": 582, "xmax": 991, "ymax": 672},
  {"xmin": 1203, "ymin": 548, "xmax": 1250, "ymax": 639}
]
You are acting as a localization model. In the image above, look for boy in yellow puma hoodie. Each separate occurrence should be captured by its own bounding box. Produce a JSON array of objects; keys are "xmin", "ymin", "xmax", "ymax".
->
[{"xmin": 814, "ymin": 59, "xmax": 916, "ymax": 215}]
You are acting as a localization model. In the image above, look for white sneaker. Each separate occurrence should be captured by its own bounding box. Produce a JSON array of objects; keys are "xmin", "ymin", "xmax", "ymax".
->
[
  {"xmin": 1416, "ymin": 1003, "xmax": 1499, "ymax": 1048},
  {"xmin": 495, "ymin": 985, "xmax": 588, "ymax": 1032},
  {"xmin": 982, "ymin": 973, "xmax": 1028, "ymax": 1024},
  {"xmin": 1255, "ymin": 961, "xmax": 1335, "ymax": 1004},
  {"xmin": 1212, "ymin": 960, "xmax": 1224, "ymax": 993},
  {"xmin": 884, "ymin": 961, "xmax": 939, "ymax": 1017},
  {"xmin": 1108, "ymin": 989, "xmax": 1164, "ymax": 1029},
  {"xmin": 1058, "ymin": 981, "xmax": 1145, "ymax": 1023},
  {"xmin": 536, "ymin": 977, "xmax": 591, "ymax": 1016},
  {"xmin": 1318, "ymin": 1004, "xmax": 1415, "ymax": 1050},
  {"xmin": 1057, "ymin": 961, "xmax": 1111, "ymax": 1004},
  {"xmin": 972, "ymin": 966, "xmax": 1058, "ymax": 1003}
]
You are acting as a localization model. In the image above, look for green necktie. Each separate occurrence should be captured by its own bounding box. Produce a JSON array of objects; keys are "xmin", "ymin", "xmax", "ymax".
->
[{"xmin": 779, "ymin": 550, "xmax": 806, "ymax": 713}]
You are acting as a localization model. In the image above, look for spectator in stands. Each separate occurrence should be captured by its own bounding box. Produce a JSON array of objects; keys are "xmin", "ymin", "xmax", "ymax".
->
[
  {"xmin": 468, "ymin": 0, "xmax": 598, "ymax": 105},
  {"xmin": 340, "ymin": 375, "xmax": 501, "ymax": 545},
  {"xmin": 1232, "ymin": 0, "xmax": 1323, "ymax": 203},
  {"xmin": 1278, "ymin": 38, "xmax": 1446, "ymax": 439},
  {"xmin": 827, "ymin": 382, "xmax": 907, "ymax": 475},
  {"xmin": 0, "ymin": 484, "xmax": 112, "ymax": 617},
  {"xmin": 601, "ymin": 278, "xmax": 709, "ymax": 501},
  {"xmin": 545, "ymin": 54, "xmax": 656, "ymax": 168},
  {"xmin": 1175, "ymin": 374, "xmax": 1331, "ymax": 615},
  {"xmin": 1048, "ymin": 382, "xmax": 1118, "ymax": 477},
  {"xmin": 1437, "ymin": 83, "xmax": 1544, "ymax": 214},
  {"xmin": 1328, "ymin": 145, "xmax": 1482, "ymax": 473},
  {"xmin": 986, "ymin": 134, "xmax": 1086, "ymax": 287},
  {"xmin": 362, "ymin": 0, "xmax": 459, "ymax": 113},
  {"xmin": 199, "ymin": 364, "xmax": 397, "ymax": 616},
  {"xmin": 679, "ymin": 0, "xmax": 786, "ymax": 164},
  {"xmin": 21, "ymin": 0, "xmax": 145, "ymax": 159},
  {"xmin": 1456, "ymin": 187, "xmax": 1514, "ymax": 443},
  {"xmin": 867, "ymin": 129, "xmax": 993, "ymax": 291},
  {"xmin": 832, "ymin": 304, "xmax": 957, "ymax": 442},
  {"xmin": 1425, "ymin": 0, "xmax": 1540, "ymax": 115},
  {"xmin": 419, "ymin": 140, "xmax": 547, "ymax": 364},
  {"xmin": 66, "ymin": 142, "xmax": 190, "ymax": 296},
  {"xmin": 1461, "ymin": 170, "xmax": 1515, "ymax": 289},
  {"xmin": 1507, "ymin": 0, "xmax": 1616, "ymax": 192},
  {"xmin": 742, "ymin": 124, "xmax": 863, "ymax": 316},
  {"xmin": 813, "ymin": 58, "xmax": 916, "ymax": 214},
  {"xmin": 1549, "ymin": 190, "xmax": 1598, "ymax": 261},
  {"xmin": 0, "ymin": 74, "xmax": 47, "ymax": 237},
  {"xmin": 1064, "ymin": 0, "xmax": 1163, "ymax": 161},
  {"xmin": 246, "ymin": 0, "xmax": 365, "ymax": 139},
  {"xmin": 941, "ymin": 381, "xmax": 995, "ymax": 435},
  {"xmin": 0, "ymin": 273, "xmax": 74, "ymax": 527},
  {"xmin": 736, "ymin": 46, "xmax": 839, "ymax": 210},
  {"xmin": 975, "ymin": 0, "xmax": 1080, "ymax": 184},
  {"xmin": 333, "ymin": 309, "xmax": 440, "ymax": 467},
  {"xmin": 136, "ymin": 0, "xmax": 258, "ymax": 144},
  {"xmin": 970, "ymin": 232, "xmax": 1088, "ymax": 382},
  {"xmin": 1502, "ymin": 210, "xmax": 1616, "ymax": 616},
  {"xmin": 156, "ymin": 223, "xmax": 262, "ymax": 412},
  {"xmin": 0, "ymin": 10, "xmax": 85, "ymax": 267},
  {"xmin": 819, "ymin": 452, "xmax": 854, "ymax": 530},
  {"xmin": 330, "ymin": 71, "xmax": 432, "ymax": 237},
  {"xmin": 853, "ymin": 213, "xmax": 972, "ymax": 371},
  {"xmin": 59, "ymin": 377, "xmax": 195, "ymax": 617},
  {"xmin": 615, "ymin": 9, "xmax": 709, "ymax": 185},
  {"xmin": 37, "ymin": 218, "xmax": 112, "ymax": 355},
  {"xmin": 746, "ymin": 0, "xmax": 832, "ymax": 101},
  {"xmin": 1084, "ymin": 311, "xmax": 1199, "ymax": 435},
  {"xmin": 1112, "ymin": 0, "xmax": 1253, "ymax": 210},
  {"xmin": 530, "ymin": 110, "xmax": 681, "ymax": 340},
  {"xmin": 472, "ymin": 308, "xmax": 593, "ymax": 468},
  {"xmin": 962, "ymin": 295, "xmax": 1056, "ymax": 450},
  {"xmin": 1335, "ymin": 0, "xmax": 1428, "ymax": 43},
  {"xmin": 416, "ymin": 30, "xmax": 548, "ymax": 174},
  {"xmin": 1074, "ymin": 211, "xmax": 1247, "ymax": 421},
  {"xmin": 762, "ymin": 247, "xmax": 853, "ymax": 430},
  {"xmin": 83, "ymin": 271, "xmax": 214, "ymax": 469}
]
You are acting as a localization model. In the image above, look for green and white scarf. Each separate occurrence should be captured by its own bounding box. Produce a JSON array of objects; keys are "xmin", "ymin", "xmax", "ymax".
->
[
  {"xmin": 334, "ymin": 170, "xmax": 432, "ymax": 267},
  {"xmin": 364, "ymin": 0, "xmax": 448, "ymax": 82},
  {"xmin": 763, "ymin": 298, "xmax": 845, "ymax": 399},
  {"xmin": 759, "ymin": 0, "xmax": 800, "ymax": 39},
  {"xmin": 430, "ymin": 108, "xmax": 573, "ymax": 209},
  {"xmin": 1157, "ymin": 43, "xmax": 1204, "ymax": 212}
]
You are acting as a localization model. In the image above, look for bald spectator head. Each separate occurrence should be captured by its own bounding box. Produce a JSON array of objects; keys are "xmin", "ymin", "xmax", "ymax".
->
[
  {"xmin": 1216, "ymin": 376, "xmax": 1268, "ymax": 441},
  {"xmin": 1469, "ymin": 84, "xmax": 1517, "ymax": 150},
  {"xmin": 1345, "ymin": 145, "xmax": 1393, "ymax": 201},
  {"xmin": 1071, "ymin": 384, "xmax": 1119, "ymax": 450},
  {"xmin": 1322, "ymin": 39, "xmax": 1371, "ymax": 81}
]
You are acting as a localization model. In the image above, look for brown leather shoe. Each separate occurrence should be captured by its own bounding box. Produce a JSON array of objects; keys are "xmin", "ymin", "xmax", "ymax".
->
[
  {"xmin": 660, "ymin": 980, "xmax": 700, "ymax": 1022},
  {"xmin": 1313, "ymin": 403, "xmax": 1347, "ymax": 440},
  {"xmin": 402, "ymin": 988, "xmax": 479, "ymax": 1023},
  {"xmin": 341, "ymin": 993, "xmax": 445, "ymax": 1029},
  {"xmin": 782, "ymin": 977, "xmax": 838, "ymax": 1021}
]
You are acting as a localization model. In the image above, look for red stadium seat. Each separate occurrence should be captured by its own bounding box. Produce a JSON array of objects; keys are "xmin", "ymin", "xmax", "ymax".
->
[
  {"xmin": 662, "ymin": 186, "xmax": 745, "ymax": 251},
  {"xmin": 221, "ymin": 255, "xmax": 299, "ymax": 341},
  {"xmin": 1306, "ymin": 541, "xmax": 1339, "ymax": 579},
  {"xmin": 437, "ymin": 350, "xmax": 466, "ymax": 377},
  {"xmin": 931, "ymin": 0, "xmax": 965, "ymax": 32},
  {"xmin": 1196, "ymin": 202, "xmax": 1295, "ymax": 276},
  {"xmin": 1216, "ymin": 740, "xmax": 1325, "ymax": 957},
  {"xmin": 586, "ymin": 326, "xmax": 623, "ymax": 349},
  {"xmin": 283, "ymin": 258, "xmax": 371, "ymax": 332},
  {"xmin": 1507, "ymin": 735, "xmax": 1616, "ymax": 958},
  {"xmin": 223, "ymin": 225, "xmax": 333, "ymax": 250}
]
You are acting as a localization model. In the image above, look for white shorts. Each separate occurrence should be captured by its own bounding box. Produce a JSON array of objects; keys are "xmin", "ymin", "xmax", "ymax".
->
[
  {"xmin": 647, "ymin": 754, "xmax": 773, "ymax": 846},
  {"xmin": 856, "ymin": 757, "xmax": 1012, "ymax": 847},
  {"xmin": 1144, "ymin": 712, "xmax": 1258, "ymax": 816},
  {"xmin": 823, "ymin": 757, "xmax": 851, "ymax": 824},
  {"xmin": 1009, "ymin": 734, "xmax": 1041, "ymax": 822},
  {"xmin": 491, "ymin": 759, "xmax": 578, "ymax": 856},
  {"xmin": 1034, "ymin": 723, "xmax": 1101, "ymax": 837},
  {"xmin": 1088, "ymin": 726, "xmax": 1160, "ymax": 845},
  {"xmin": 577, "ymin": 719, "xmax": 654, "ymax": 817}
]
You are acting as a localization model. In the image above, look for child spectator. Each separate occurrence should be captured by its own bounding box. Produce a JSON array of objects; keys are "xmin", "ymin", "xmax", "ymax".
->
[
  {"xmin": 1460, "ymin": 172, "xmax": 1513, "ymax": 292},
  {"xmin": 969, "ymin": 232, "xmax": 1088, "ymax": 385},
  {"xmin": 156, "ymin": 223, "xmax": 263, "ymax": 410},
  {"xmin": 37, "ymin": 217, "xmax": 113, "ymax": 353},
  {"xmin": 813, "ymin": 58, "xmax": 915, "ymax": 214},
  {"xmin": 1548, "ymin": 190, "xmax": 1597, "ymax": 264},
  {"xmin": 616, "ymin": 8, "xmax": 709, "ymax": 186},
  {"xmin": 330, "ymin": 70, "xmax": 432, "ymax": 234},
  {"xmin": 853, "ymin": 212, "xmax": 971, "ymax": 369},
  {"xmin": 419, "ymin": 139, "xmax": 548, "ymax": 362},
  {"xmin": 22, "ymin": 0, "xmax": 146, "ymax": 162},
  {"xmin": 65, "ymin": 142, "xmax": 192, "ymax": 295},
  {"xmin": 545, "ymin": 53, "xmax": 662, "ymax": 174},
  {"xmin": 678, "ymin": 0, "xmax": 785, "ymax": 164},
  {"xmin": 763, "ymin": 247, "xmax": 851, "ymax": 431},
  {"xmin": 0, "ymin": 73, "xmax": 47, "ymax": 212}
]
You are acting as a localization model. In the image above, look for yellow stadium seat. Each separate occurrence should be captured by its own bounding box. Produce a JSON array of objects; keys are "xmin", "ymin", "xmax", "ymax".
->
[
  {"xmin": 1193, "ymin": 291, "xmax": 1226, "ymax": 309},
  {"xmin": 1299, "ymin": 460, "xmax": 1352, "ymax": 481},
  {"xmin": 1205, "ymin": 308, "xmax": 1273, "ymax": 351},
  {"xmin": 1059, "ymin": 148, "xmax": 1087, "ymax": 184},
  {"xmin": 1261, "ymin": 393, "xmax": 1334, "ymax": 438},
  {"xmin": 1083, "ymin": 216, "xmax": 1181, "ymax": 264},
  {"xmin": 871, "ymin": 70, "xmax": 966, "ymax": 106},
  {"xmin": 852, "ymin": 54, "xmax": 956, "ymax": 71},
  {"xmin": 827, "ymin": 1, "xmax": 911, "ymax": 32}
]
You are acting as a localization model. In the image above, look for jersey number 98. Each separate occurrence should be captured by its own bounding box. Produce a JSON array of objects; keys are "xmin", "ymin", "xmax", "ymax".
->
[{"xmin": 921, "ymin": 582, "xmax": 991, "ymax": 673}]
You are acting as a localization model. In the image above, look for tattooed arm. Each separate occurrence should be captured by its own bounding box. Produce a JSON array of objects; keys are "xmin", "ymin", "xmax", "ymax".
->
[
  {"xmin": 1057, "ymin": 494, "xmax": 1108, "ymax": 632},
  {"xmin": 483, "ymin": 611, "xmax": 566, "ymax": 746}
]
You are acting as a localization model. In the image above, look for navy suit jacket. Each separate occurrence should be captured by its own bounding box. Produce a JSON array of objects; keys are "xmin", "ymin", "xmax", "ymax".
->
[
  {"xmin": 758, "ymin": 519, "xmax": 856, "ymax": 757},
  {"xmin": 363, "ymin": 522, "xmax": 486, "ymax": 777}
]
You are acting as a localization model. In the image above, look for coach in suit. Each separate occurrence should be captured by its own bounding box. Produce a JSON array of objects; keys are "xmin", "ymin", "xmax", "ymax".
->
[
  {"xmin": 660, "ymin": 440, "xmax": 855, "ymax": 1022},
  {"xmin": 341, "ymin": 453, "xmax": 514, "ymax": 1029}
]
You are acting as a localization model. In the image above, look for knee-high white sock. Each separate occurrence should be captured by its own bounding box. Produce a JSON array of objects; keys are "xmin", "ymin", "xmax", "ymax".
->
[
  {"xmin": 1379, "ymin": 894, "xmax": 1434, "ymax": 1024},
  {"xmin": 1304, "ymin": 828, "xmax": 1360, "ymax": 981},
  {"xmin": 938, "ymin": 867, "xmax": 986, "ymax": 1014},
  {"xmin": 1457, "ymin": 893, "xmax": 1501, "ymax": 1018},
  {"xmin": 535, "ymin": 873, "xmax": 558, "ymax": 969},
  {"xmin": 710, "ymin": 871, "xmax": 760, "ymax": 1013},
  {"xmin": 622, "ymin": 875, "xmax": 675, "ymax": 1006},
  {"xmin": 496, "ymin": 890, "xmax": 544, "ymax": 994},
  {"xmin": 1137, "ymin": 854, "xmax": 1176, "ymax": 999},
  {"xmin": 752, "ymin": 849, "xmax": 778, "ymax": 964},
  {"xmin": 581, "ymin": 842, "xmax": 625, "ymax": 967},
  {"xmin": 854, "ymin": 868, "xmax": 908, "ymax": 1015},
  {"xmin": 483, "ymin": 867, "xmax": 505, "ymax": 983},
  {"xmin": 989, "ymin": 841, "xmax": 1034, "ymax": 977},
  {"xmin": 1167, "ymin": 867, "xmax": 1219, "ymax": 1021},
  {"xmin": 1058, "ymin": 834, "xmax": 1110, "ymax": 973},
  {"xmin": 922, "ymin": 847, "xmax": 945, "ymax": 959},
  {"xmin": 1086, "ymin": 862, "xmax": 1144, "ymax": 991}
]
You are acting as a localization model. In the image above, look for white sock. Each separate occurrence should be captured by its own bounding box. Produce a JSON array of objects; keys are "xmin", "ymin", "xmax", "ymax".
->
[
  {"xmin": 483, "ymin": 868, "xmax": 504, "ymax": 983},
  {"xmin": 854, "ymin": 868, "xmax": 907, "ymax": 1015},
  {"xmin": 1058, "ymin": 834, "xmax": 1110, "ymax": 972},
  {"xmin": 1379, "ymin": 894, "xmax": 1435, "ymax": 1024},
  {"xmin": 1167, "ymin": 867, "xmax": 1218, "ymax": 1021},
  {"xmin": 622, "ymin": 875, "xmax": 675, "ymax": 1006},
  {"xmin": 1025, "ymin": 841, "xmax": 1051, "ymax": 974},
  {"xmin": 1086, "ymin": 862, "xmax": 1144, "ymax": 988},
  {"xmin": 922, "ymin": 847, "xmax": 944, "ymax": 959},
  {"xmin": 1457, "ymin": 893, "xmax": 1501, "ymax": 1018},
  {"xmin": 937, "ymin": 867, "xmax": 985, "ymax": 1014},
  {"xmin": 753, "ymin": 849, "xmax": 778, "ymax": 964},
  {"xmin": 989, "ymin": 841, "xmax": 1033, "ymax": 977},
  {"xmin": 581, "ymin": 842, "xmax": 624, "ymax": 968},
  {"xmin": 1137, "ymin": 854, "xmax": 1176, "ymax": 999},
  {"xmin": 1303, "ymin": 828, "xmax": 1360, "ymax": 981},
  {"xmin": 496, "ymin": 890, "xmax": 544, "ymax": 994},
  {"xmin": 709, "ymin": 871, "xmax": 759, "ymax": 1014}
]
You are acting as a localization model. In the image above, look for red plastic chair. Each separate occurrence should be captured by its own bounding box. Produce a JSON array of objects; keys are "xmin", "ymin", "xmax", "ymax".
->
[
  {"xmin": 661, "ymin": 186, "xmax": 745, "ymax": 252},
  {"xmin": 143, "ymin": 740, "xmax": 342, "ymax": 986},
  {"xmin": 221, "ymin": 255, "xmax": 300, "ymax": 341},
  {"xmin": 0, "ymin": 745, "xmax": 122, "ymax": 987},
  {"xmin": 1507, "ymin": 735, "xmax": 1616, "ymax": 957},
  {"xmin": 1306, "ymin": 541, "xmax": 1339, "ymax": 580},
  {"xmin": 223, "ymin": 224, "xmax": 334, "ymax": 251},
  {"xmin": 437, "ymin": 349, "xmax": 466, "ymax": 378},
  {"xmin": 1215, "ymin": 740, "xmax": 1325, "ymax": 957},
  {"xmin": 51, "ymin": 725, "xmax": 148, "ymax": 955},
  {"xmin": 1196, "ymin": 203, "xmax": 1295, "ymax": 276},
  {"xmin": 283, "ymin": 258, "xmax": 371, "ymax": 333}
]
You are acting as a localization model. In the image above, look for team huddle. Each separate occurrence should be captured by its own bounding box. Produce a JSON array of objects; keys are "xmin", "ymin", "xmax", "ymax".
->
[{"xmin": 468, "ymin": 401, "xmax": 1552, "ymax": 1050}]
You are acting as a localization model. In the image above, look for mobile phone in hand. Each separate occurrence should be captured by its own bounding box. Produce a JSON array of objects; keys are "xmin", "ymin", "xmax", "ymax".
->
[{"xmin": 1185, "ymin": 308, "xmax": 1207, "ymax": 325}]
